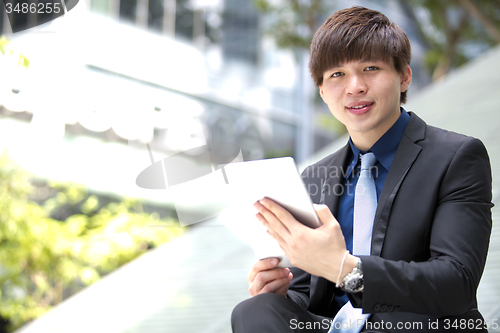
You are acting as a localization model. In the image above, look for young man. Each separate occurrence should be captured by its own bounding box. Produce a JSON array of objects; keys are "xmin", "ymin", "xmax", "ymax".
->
[{"xmin": 232, "ymin": 6, "xmax": 493, "ymax": 333}]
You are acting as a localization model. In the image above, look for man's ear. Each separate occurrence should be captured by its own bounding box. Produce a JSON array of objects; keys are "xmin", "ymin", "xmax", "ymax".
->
[
  {"xmin": 319, "ymin": 85, "xmax": 325, "ymax": 101},
  {"xmin": 401, "ymin": 66, "xmax": 412, "ymax": 92}
]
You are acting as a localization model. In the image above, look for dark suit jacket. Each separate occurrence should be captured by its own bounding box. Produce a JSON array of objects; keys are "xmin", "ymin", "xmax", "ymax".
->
[{"xmin": 287, "ymin": 112, "xmax": 493, "ymax": 332}]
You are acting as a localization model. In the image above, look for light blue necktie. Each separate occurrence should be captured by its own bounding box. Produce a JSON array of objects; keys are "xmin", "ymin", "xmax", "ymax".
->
[{"xmin": 329, "ymin": 152, "xmax": 377, "ymax": 333}]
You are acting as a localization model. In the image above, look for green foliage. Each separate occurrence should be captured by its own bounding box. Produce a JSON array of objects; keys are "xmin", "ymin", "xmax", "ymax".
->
[
  {"xmin": 401, "ymin": 0, "xmax": 500, "ymax": 79},
  {"xmin": 253, "ymin": 0, "xmax": 327, "ymax": 53},
  {"xmin": 0, "ymin": 152, "xmax": 183, "ymax": 331},
  {"xmin": 0, "ymin": 36, "xmax": 30, "ymax": 69}
]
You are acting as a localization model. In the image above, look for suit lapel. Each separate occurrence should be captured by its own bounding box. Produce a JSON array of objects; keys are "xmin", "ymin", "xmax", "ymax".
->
[
  {"xmin": 324, "ymin": 142, "xmax": 352, "ymax": 213},
  {"xmin": 370, "ymin": 113, "xmax": 426, "ymax": 256},
  {"xmin": 309, "ymin": 142, "xmax": 351, "ymax": 314}
]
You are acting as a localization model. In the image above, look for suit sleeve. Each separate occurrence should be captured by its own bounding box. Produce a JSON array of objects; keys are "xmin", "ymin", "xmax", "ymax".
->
[
  {"xmin": 287, "ymin": 267, "xmax": 312, "ymax": 309},
  {"xmin": 286, "ymin": 165, "xmax": 314, "ymax": 308},
  {"xmin": 358, "ymin": 137, "xmax": 493, "ymax": 315}
]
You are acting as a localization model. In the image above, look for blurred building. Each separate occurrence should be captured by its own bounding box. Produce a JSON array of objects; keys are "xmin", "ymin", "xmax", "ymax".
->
[
  {"xmin": 1, "ymin": 0, "xmax": 302, "ymax": 168},
  {"xmin": 0, "ymin": 0, "xmax": 302, "ymax": 216},
  {"xmin": 222, "ymin": 0, "xmax": 259, "ymax": 65},
  {"xmin": 1, "ymin": 0, "xmax": 434, "ymax": 167}
]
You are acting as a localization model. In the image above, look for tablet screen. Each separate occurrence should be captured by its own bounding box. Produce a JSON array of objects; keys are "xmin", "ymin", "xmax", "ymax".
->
[{"xmin": 222, "ymin": 157, "xmax": 321, "ymax": 229}]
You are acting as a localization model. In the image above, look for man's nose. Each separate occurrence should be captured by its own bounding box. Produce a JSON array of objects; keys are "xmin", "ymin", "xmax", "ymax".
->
[{"xmin": 346, "ymin": 75, "xmax": 367, "ymax": 95}]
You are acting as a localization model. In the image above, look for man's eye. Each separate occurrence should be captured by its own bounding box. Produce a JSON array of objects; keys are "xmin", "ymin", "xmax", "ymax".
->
[
  {"xmin": 331, "ymin": 72, "xmax": 344, "ymax": 78},
  {"xmin": 365, "ymin": 66, "xmax": 379, "ymax": 71}
]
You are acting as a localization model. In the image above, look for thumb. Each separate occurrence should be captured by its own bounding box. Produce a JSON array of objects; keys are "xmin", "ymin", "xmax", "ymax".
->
[{"xmin": 313, "ymin": 204, "xmax": 337, "ymax": 227}]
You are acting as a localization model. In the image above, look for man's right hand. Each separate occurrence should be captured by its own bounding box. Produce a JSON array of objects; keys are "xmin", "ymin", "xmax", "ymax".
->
[{"xmin": 247, "ymin": 258, "xmax": 293, "ymax": 297}]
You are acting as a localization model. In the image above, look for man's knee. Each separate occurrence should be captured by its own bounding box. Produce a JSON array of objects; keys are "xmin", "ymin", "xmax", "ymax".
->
[
  {"xmin": 232, "ymin": 293, "xmax": 289, "ymax": 331},
  {"xmin": 232, "ymin": 293, "xmax": 285, "ymax": 319}
]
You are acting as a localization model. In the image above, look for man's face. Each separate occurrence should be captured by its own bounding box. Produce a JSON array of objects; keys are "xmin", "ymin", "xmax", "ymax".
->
[{"xmin": 319, "ymin": 59, "xmax": 411, "ymax": 145}]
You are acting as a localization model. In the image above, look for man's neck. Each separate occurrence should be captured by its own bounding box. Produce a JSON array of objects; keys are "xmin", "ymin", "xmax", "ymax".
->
[
  {"xmin": 350, "ymin": 132, "xmax": 385, "ymax": 151},
  {"xmin": 349, "ymin": 110, "xmax": 401, "ymax": 151}
]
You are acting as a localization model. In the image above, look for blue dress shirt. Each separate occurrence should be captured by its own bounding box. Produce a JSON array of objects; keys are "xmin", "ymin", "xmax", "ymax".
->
[{"xmin": 334, "ymin": 108, "xmax": 410, "ymax": 307}]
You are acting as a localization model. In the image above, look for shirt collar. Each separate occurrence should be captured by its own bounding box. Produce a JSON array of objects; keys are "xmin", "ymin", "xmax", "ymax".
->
[{"xmin": 346, "ymin": 108, "xmax": 410, "ymax": 177}]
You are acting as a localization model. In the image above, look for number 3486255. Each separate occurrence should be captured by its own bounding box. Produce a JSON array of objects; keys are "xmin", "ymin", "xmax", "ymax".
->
[{"xmin": 5, "ymin": 2, "xmax": 61, "ymax": 14}]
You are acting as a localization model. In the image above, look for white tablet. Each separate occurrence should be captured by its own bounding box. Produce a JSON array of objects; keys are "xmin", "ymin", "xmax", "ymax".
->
[{"xmin": 222, "ymin": 157, "xmax": 322, "ymax": 267}]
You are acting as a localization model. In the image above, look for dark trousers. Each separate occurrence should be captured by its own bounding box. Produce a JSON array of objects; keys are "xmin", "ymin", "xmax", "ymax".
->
[
  {"xmin": 231, "ymin": 293, "xmax": 331, "ymax": 333},
  {"xmin": 232, "ymin": 293, "xmax": 489, "ymax": 333}
]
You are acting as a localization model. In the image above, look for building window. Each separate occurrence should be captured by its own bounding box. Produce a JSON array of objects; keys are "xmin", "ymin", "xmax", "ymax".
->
[
  {"xmin": 148, "ymin": 0, "xmax": 164, "ymax": 32},
  {"xmin": 120, "ymin": 0, "xmax": 137, "ymax": 22},
  {"xmin": 175, "ymin": 0, "xmax": 193, "ymax": 40}
]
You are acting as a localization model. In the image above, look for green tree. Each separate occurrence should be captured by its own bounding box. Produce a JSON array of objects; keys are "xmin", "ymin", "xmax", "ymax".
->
[
  {"xmin": 394, "ymin": 0, "xmax": 499, "ymax": 79},
  {"xmin": 0, "ymin": 152, "xmax": 183, "ymax": 332},
  {"xmin": 254, "ymin": 0, "xmax": 326, "ymax": 53}
]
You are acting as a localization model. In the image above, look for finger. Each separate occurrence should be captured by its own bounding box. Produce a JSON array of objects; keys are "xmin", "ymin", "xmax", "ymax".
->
[
  {"xmin": 258, "ymin": 214, "xmax": 281, "ymax": 239},
  {"xmin": 254, "ymin": 204, "xmax": 290, "ymax": 237},
  {"xmin": 250, "ymin": 271, "xmax": 289, "ymax": 296},
  {"xmin": 247, "ymin": 258, "xmax": 280, "ymax": 284},
  {"xmin": 249, "ymin": 268, "xmax": 291, "ymax": 295},
  {"xmin": 258, "ymin": 275, "xmax": 292, "ymax": 295},
  {"xmin": 313, "ymin": 204, "xmax": 346, "ymax": 250},
  {"xmin": 313, "ymin": 204, "xmax": 337, "ymax": 226},
  {"xmin": 255, "ymin": 212, "xmax": 271, "ymax": 229},
  {"xmin": 254, "ymin": 200, "xmax": 292, "ymax": 237},
  {"xmin": 266, "ymin": 229, "xmax": 289, "ymax": 253},
  {"xmin": 260, "ymin": 197, "xmax": 309, "ymax": 234},
  {"xmin": 255, "ymin": 209, "xmax": 291, "ymax": 256},
  {"xmin": 275, "ymin": 272, "xmax": 293, "ymax": 296}
]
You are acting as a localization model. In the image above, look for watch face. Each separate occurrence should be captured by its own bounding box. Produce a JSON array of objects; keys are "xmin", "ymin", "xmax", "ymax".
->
[
  {"xmin": 348, "ymin": 276, "xmax": 362, "ymax": 291},
  {"xmin": 343, "ymin": 272, "xmax": 364, "ymax": 293}
]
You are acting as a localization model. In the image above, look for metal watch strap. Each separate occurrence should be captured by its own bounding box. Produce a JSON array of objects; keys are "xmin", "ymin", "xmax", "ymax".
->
[{"xmin": 340, "ymin": 257, "xmax": 364, "ymax": 293}]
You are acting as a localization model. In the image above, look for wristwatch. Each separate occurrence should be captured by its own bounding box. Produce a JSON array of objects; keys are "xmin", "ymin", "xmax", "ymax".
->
[{"xmin": 340, "ymin": 257, "xmax": 364, "ymax": 293}]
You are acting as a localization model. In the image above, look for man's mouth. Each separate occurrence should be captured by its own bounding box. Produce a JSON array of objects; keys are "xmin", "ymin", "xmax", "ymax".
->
[{"xmin": 347, "ymin": 102, "xmax": 374, "ymax": 109}]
